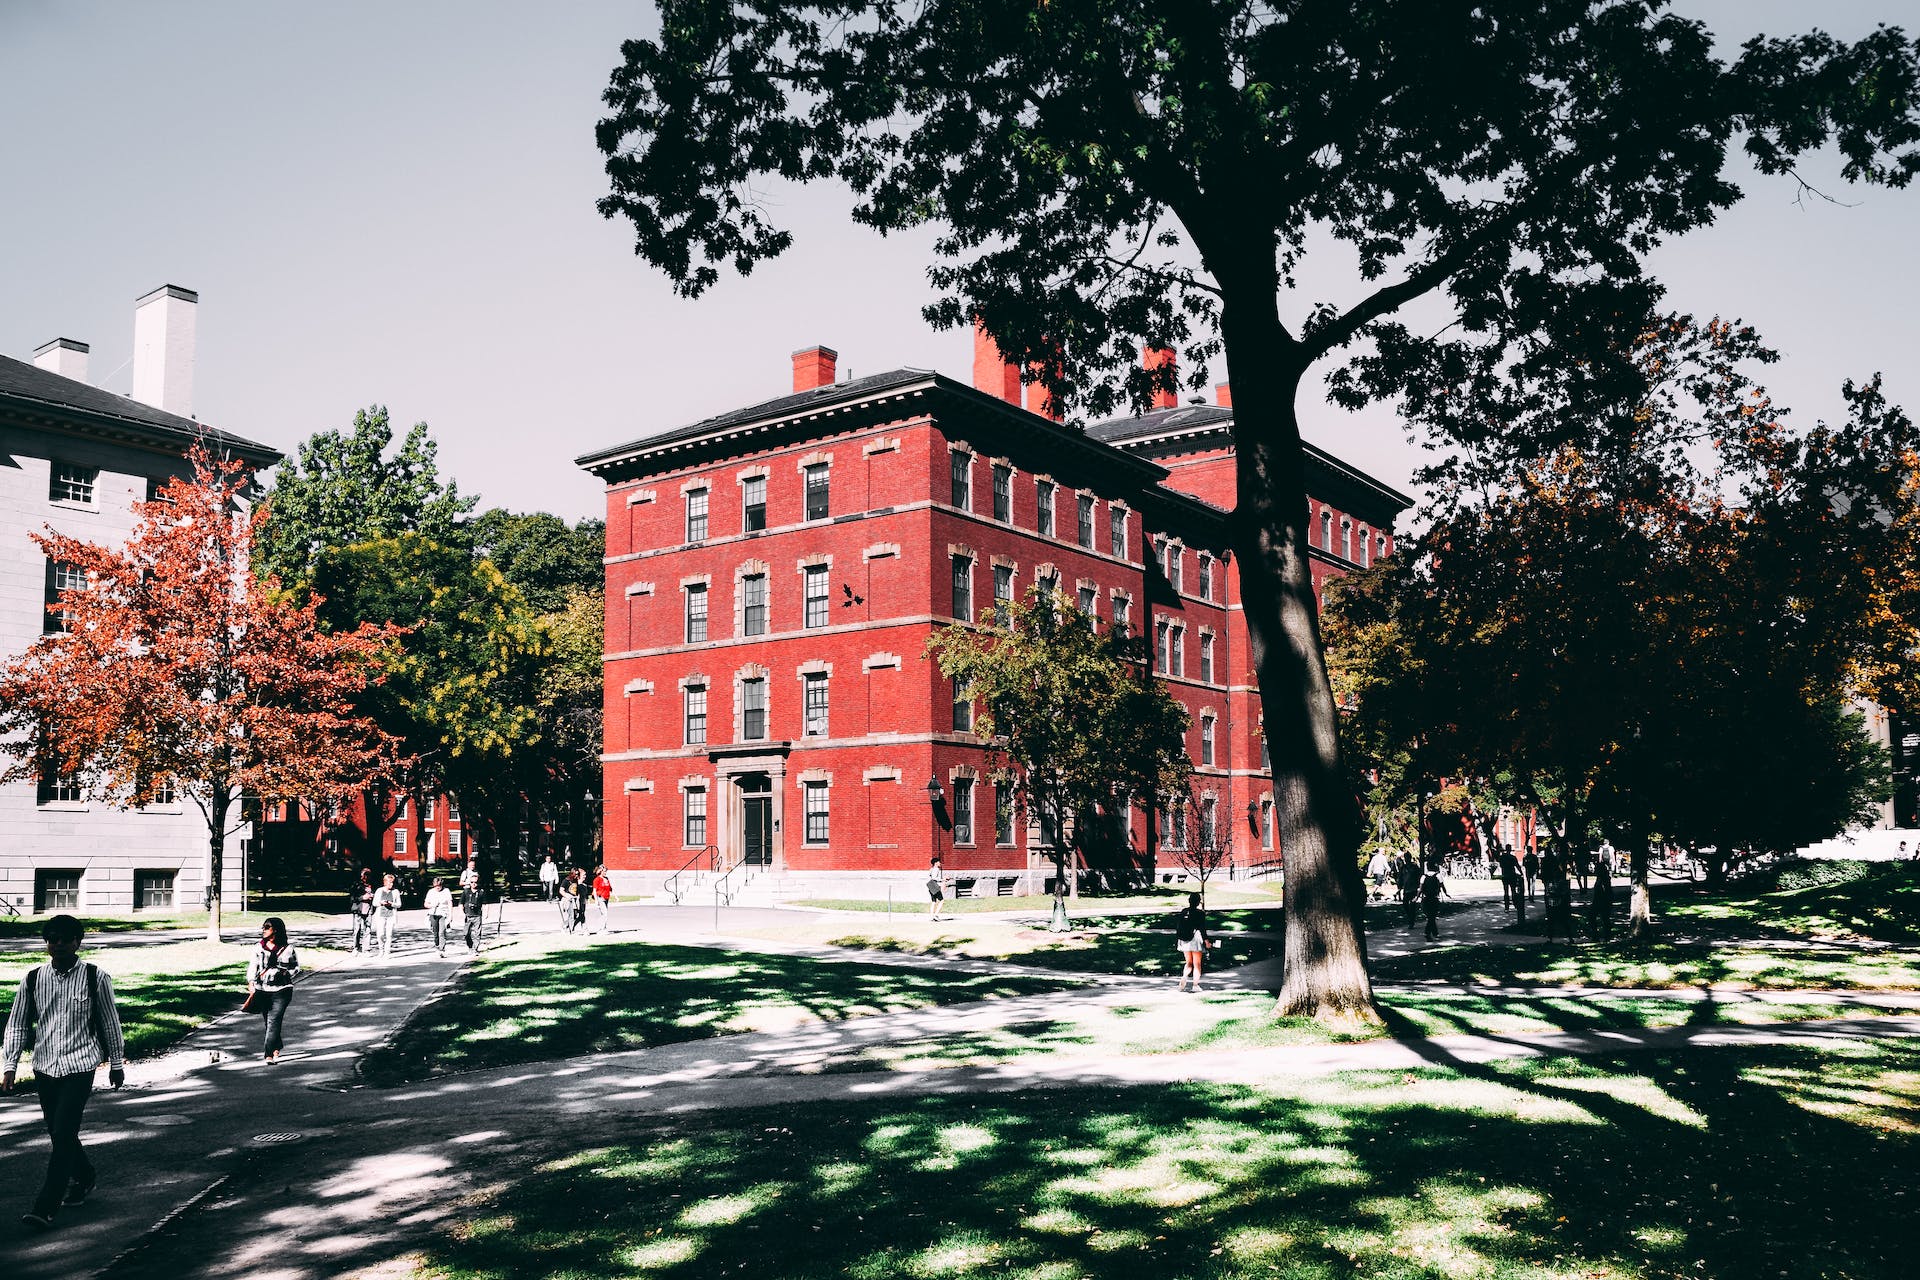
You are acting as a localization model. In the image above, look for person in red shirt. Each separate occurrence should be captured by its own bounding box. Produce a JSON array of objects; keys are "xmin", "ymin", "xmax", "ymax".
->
[{"xmin": 590, "ymin": 867, "xmax": 615, "ymax": 935}]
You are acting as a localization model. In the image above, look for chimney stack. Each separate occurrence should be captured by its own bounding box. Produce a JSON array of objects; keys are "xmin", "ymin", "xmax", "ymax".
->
[
  {"xmin": 972, "ymin": 318, "xmax": 1023, "ymax": 406},
  {"xmin": 32, "ymin": 338, "xmax": 90, "ymax": 384},
  {"xmin": 792, "ymin": 345, "xmax": 838, "ymax": 392},
  {"xmin": 1215, "ymin": 383, "xmax": 1232, "ymax": 408},
  {"xmin": 1143, "ymin": 345, "xmax": 1178, "ymax": 410},
  {"xmin": 132, "ymin": 285, "xmax": 198, "ymax": 418}
]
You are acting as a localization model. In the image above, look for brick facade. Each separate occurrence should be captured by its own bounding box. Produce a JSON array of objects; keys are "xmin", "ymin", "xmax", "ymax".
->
[{"xmin": 579, "ymin": 345, "xmax": 1410, "ymax": 894}]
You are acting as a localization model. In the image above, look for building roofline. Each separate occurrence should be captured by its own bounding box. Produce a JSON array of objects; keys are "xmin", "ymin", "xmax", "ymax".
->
[{"xmin": 0, "ymin": 354, "xmax": 281, "ymax": 468}]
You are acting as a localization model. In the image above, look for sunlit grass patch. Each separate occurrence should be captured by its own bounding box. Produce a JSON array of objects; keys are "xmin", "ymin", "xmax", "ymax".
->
[
  {"xmin": 1374, "ymin": 938, "xmax": 1920, "ymax": 991},
  {"xmin": 736, "ymin": 914, "xmax": 1281, "ymax": 975}
]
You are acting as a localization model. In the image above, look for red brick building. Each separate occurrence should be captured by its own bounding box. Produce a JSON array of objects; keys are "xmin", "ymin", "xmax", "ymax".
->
[{"xmin": 577, "ymin": 338, "xmax": 1410, "ymax": 895}]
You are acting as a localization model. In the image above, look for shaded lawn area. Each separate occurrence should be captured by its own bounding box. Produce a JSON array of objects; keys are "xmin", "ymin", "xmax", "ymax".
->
[
  {"xmin": 408, "ymin": 1038, "xmax": 1920, "ymax": 1280},
  {"xmin": 0, "ymin": 908, "xmax": 331, "ymax": 939},
  {"xmin": 0, "ymin": 941, "xmax": 290, "ymax": 1075},
  {"xmin": 1661, "ymin": 860, "xmax": 1920, "ymax": 945},
  {"xmin": 1372, "ymin": 938, "xmax": 1920, "ymax": 990},
  {"xmin": 819, "ymin": 922, "xmax": 1281, "ymax": 975},
  {"xmin": 357, "ymin": 938, "xmax": 1084, "ymax": 1085}
]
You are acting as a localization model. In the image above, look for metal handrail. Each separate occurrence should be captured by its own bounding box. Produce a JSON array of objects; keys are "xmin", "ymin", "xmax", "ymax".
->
[
  {"xmin": 712, "ymin": 851, "xmax": 760, "ymax": 908},
  {"xmin": 665, "ymin": 845, "xmax": 718, "ymax": 905}
]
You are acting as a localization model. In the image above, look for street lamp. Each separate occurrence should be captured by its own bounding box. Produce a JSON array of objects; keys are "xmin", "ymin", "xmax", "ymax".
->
[{"xmin": 925, "ymin": 777, "xmax": 944, "ymax": 869}]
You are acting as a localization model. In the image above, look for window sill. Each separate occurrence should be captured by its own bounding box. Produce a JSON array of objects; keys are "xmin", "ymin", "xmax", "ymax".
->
[
  {"xmin": 37, "ymin": 802, "xmax": 89, "ymax": 812},
  {"xmin": 49, "ymin": 498, "xmax": 99, "ymax": 513}
]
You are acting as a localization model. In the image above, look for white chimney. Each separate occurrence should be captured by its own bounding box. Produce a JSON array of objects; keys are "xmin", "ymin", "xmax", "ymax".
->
[
  {"xmin": 132, "ymin": 284, "xmax": 197, "ymax": 418},
  {"xmin": 32, "ymin": 338, "xmax": 90, "ymax": 383}
]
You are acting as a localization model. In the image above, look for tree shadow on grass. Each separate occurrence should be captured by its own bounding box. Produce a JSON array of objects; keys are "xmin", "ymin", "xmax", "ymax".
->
[
  {"xmin": 389, "ymin": 1038, "xmax": 1920, "ymax": 1280},
  {"xmin": 826, "ymin": 927, "xmax": 1282, "ymax": 976},
  {"xmin": 1372, "ymin": 937, "xmax": 1920, "ymax": 991},
  {"xmin": 357, "ymin": 941, "xmax": 1080, "ymax": 1085},
  {"xmin": 0, "ymin": 959, "xmax": 248, "ymax": 1079}
]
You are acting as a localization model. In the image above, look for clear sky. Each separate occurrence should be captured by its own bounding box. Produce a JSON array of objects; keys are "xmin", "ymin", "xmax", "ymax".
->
[{"xmin": 2, "ymin": 1, "xmax": 1915, "ymax": 524}]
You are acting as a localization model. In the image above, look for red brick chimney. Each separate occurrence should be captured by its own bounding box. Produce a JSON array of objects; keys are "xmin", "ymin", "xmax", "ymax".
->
[
  {"xmin": 1215, "ymin": 383, "xmax": 1232, "ymax": 408},
  {"xmin": 972, "ymin": 318, "xmax": 1022, "ymax": 405},
  {"xmin": 792, "ymin": 345, "xmax": 838, "ymax": 392},
  {"xmin": 1144, "ymin": 345, "xmax": 1178, "ymax": 410},
  {"xmin": 1028, "ymin": 365, "xmax": 1061, "ymax": 422}
]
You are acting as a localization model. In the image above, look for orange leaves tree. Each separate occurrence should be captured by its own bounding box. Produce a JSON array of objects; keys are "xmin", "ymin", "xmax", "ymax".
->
[{"xmin": 0, "ymin": 446, "xmax": 400, "ymax": 941}]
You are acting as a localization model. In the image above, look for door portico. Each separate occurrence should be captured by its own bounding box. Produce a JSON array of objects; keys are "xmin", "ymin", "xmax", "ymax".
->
[{"xmin": 709, "ymin": 743, "xmax": 791, "ymax": 872}]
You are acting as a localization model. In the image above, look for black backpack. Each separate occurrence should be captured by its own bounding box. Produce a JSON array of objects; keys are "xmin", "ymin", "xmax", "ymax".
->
[{"xmin": 19, "ymin": 962, "xmax": 108, "ymax": 1054}]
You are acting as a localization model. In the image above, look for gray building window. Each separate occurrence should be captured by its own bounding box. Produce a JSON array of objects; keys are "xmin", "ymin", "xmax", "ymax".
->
[
  {"xmin": 34, "ymin": 869, "xmax": 82, "ymax": 913},
  {"xmin": 134, "ymin": 870, "xmax": 176, "ymax": 911},
  {"xmin": 742, "ymin": 476, "xmax": 767, "ymax": 532},
  {"xmin": 804, "ymin": 783, "xmax": 829, "ymax": 844},
  {"xmin": 804, "ymin": 565, "xmax": 829, "ymax": 628},
  {"xmin": 1109, "ymin": 507, "xmax": 1128, "ymax": 559},
  {"xmin": 1076, "ymin": 494, "xmax": 1094, "ymax": 548},
  {"xmin": 804, "ymin": 464, "xmax": 830, "ymax": 521},
  {"xmin": 992, "ymin": 564, "xmax": 1014, "ymax": 625},
  {"xmin": 951, "ymin": 555, "xmax": 973, "ymax": 622},
  {"xmin": 951, "ymin": 452, "xmax": 972, "ymax": 510},
  {"xmin": 952, "ymin": 778, "xmax": 975, "ymax": 845},
  {"xmin": 44, "ymin": 559, "xmax": 83, "ymax": 634}
]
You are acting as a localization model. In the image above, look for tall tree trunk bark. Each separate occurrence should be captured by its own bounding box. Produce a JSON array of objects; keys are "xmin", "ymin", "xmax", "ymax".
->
[
  {"xmin": 206, "ymin": 792, "xmax": 228, "ymax": 944},
  {"xmin": 1628, "ymin": 825, "xmax": 1653, "ymax": 937},
  {"xmin": 1220, "ymin": 275, "xmax": 1377, "ymax": 1024}
]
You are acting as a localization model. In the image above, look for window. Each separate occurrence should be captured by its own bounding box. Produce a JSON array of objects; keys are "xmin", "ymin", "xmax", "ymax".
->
[
  {"xmin": 952, "ymin": 676, "xmax": 972, "ymax": 733},
  {"xmin": 145, "ymin": 475, "xmax": 176, "ymax": 504},
  {"xmin": 134, "ymin": 870, "xmax": 175, "ymax": 911},
  {"xmin": 951, "ymin": 554, "xmax": 973, "ymax": 622},
  {"xmin": 1163, "ymin": 799, "xmax": 1188, "ymax": 850},
  {"xmin": 1155, "ymin": 621, "xmax": 1170, "ymax": 673},
  {"xmin": 742, "ymin": 573, "xmax": 768, "ymax": 636},
  {"xmin": 1076, "ymin": 494, "xmax": 1095, "ymax": 548},
  {"xmin": 449, "ymin": 829, "xmax": 463, "ymax": 856},
  {"xmin": 1342, "ymin": 519, "xmax": 1353, "ymax": 561},
  {"xmin": 1260, "ymin": 735, "xmax": 1270, "ymax": 771},
  {"xmin": 1200, "ymin": 717, "xmax": 1216, "ymax": 766},
  {"xmin": 394, "ymin": 795, "xmax": 410, "ymax": 819},
  {"xmin": 1036, "ymin": 571, "xmax": 1059, "ymax": 601},
  {"xmin": 1109, "ymin": 507, "xmax": 1128, "ymax": 559},
  {"xmin": 952, "ymin": 778, "xmax": 975, "ymax": 845},
  {"xmin": 393, "ymin": 827, "xmax": 407, "ymax": 856},
  {"xmin": 1377, "ymin": 533, "xmax": 1388, "ymax": 562},
  {"xmin": 804, "ymin": 464, "xmax": 830, "ymax": 521},
  {"xmin": 448, "ymin": 797, "xmax": 460, "ymax": 820},
  {"xmin": 50, "ymin": 461, "xmax": 97, "ymax": 504},
  {"xmin": 992, "ymin": 463, "xmax": 1012, "ymax": 522},
  {"xmin": 686, "ymin": 583, "xmax": 709, "ymax": 643},
  {"xmin": 686, "ymin": 488, "xmax": 709, "ymax": 542},
  {"xmin": 1111, "ymin": 594, "xmax": 1129, "ymax": 633},
  {"xmin": 1077, "ymin": 584, "xmax": 1097, "ymax": 622},
  {"xmin": 995, "ymin": 786, "xmax": 1015, "ymax": 845},
  {"xmin": 1166, "ymin": 544, "xmax": 1183, "ymax": 594},
  {"xmin": 44, "ymin": 559, "xmax": 83, "ymax": 633},
  {"xmin": 992, "ymin": 563, "xmax": 1014, "ymax": 625},
  {"xmin": 1170, "ymin": 626, "xmax": 1185, "ymax": 677},
  {"xmin": 1039, "ymin": 799, "xmax": 1061, "ymax": 848},
  {"xmin": 685, "ymin": 787, "xmax": 708, "ymax": 846},
  {"xmin": 1320, "ymin": 509, "xmax": 1332, "ymax": 549},
  {"xmin": 1358, "ymin": 526, "xmax": 1371, "ymax": 567},
  {"xmin": 150, "ymin": 776, "xmax": 177, "ymax": 807},
  {"xmin": 34, "ymin": 869, "xmax": 82, "ymax": 913},
  {"xmin": 741, "ymin": 677, "xmax": 767, "ymax": 740},
  {"xmin": 1261, "ymin": 800, "xmax": 1275, "ymax": 850},
  {"xmin": 804, "ymin": 783, "xmax": 829, "ymax": 844},
  {"xmin": 1200, "ymin": 798, "xmax": 1218, "ymax": 850},
  {"xmin": 951, "ymin": 452, "xmax": 972, "ymax": 510},
  {"xmin": 1200, "ymin": 634, "xmax": 1215, "ymax": 684},
  {"xmin": 803, "ymin": 673, "xmax": 829, "ymax": 737},
  {"xmin": 742, "ymin": 476, "xmax": 767, "ymax": 532},
  {"xmin": 1197, "ymin": 553, "xmax": 1212, "ymax": 601},
  {"xmin": 684, "ymin": 685, "xmax": 707, "ymax": 745},
  {"xmin": 424, "ymin": 796, "xmax": 437, "ymax": 820},
  {"xmin": 803, "ymin": 565, "xmax": 829, "ymax": 628},
  {"xmin": 1036, "ymin": 480, "xmax": 1055, "ymax": 537},
  {"xmin": 37, "ymin": 755, "xmax": 83, "ymax": 805}
]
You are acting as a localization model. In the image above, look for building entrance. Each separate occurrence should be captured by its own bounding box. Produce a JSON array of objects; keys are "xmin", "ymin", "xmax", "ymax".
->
[{"xmin": 739, "ymin": 775, "xmax": 774, "ymax": 867}]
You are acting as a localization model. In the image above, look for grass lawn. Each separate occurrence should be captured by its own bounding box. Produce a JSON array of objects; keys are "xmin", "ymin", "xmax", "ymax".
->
[
  {"xmin": 0, "ymin": 939, "xmax": 340, "ymax": 1076},
  {"xmin": 730, "ymin": 916, "xmax": 1281, "ymax": 976},
  {"xmin": 0, "ymin": 906, "xmax": 332, "ymax": 939},
  {"xmin": 1372, "ymin": 937, "xmax": 1920, "ymax": 990},
  {"xmin": 403, "ymin": 1036, "xmax": 1920, "ymax": 1279},
  {"xmin": 357, "ymin": 936, "xmax": 1086, "ymax": 1085},
  {"xmin": 1661, "ymin": 860, "xmax": 1920, "ymax": 944}
]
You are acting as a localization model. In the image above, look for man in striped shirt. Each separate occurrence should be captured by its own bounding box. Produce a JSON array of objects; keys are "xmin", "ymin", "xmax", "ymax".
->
[{"xmin": 2, "ymin": 914, "xmax": 125, "ymax": 1231}]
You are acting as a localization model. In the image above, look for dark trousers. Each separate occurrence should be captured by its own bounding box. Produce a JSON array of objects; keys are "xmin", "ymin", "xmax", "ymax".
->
[
  {"xmin": 32, "ymin": 1071, "xmax": 96, "ymax": 1217},
  {"xmin": 429, "ymin": 915, "xmax": 448, "ymax": 952},
  {"xmin": 259, "ymin": 989, "xmax": 293, "ymax": 1054},
  {"xmin": 1423, "ymin": 903, "xmax": 1440, "ymax": 940},
  {"xmin": 1589, "ymin": 893, "xmax": 1613, "ymax": 941},
  {"xmin": 464, "ymin": 911, "xmax": 482, "ymax": 950}
]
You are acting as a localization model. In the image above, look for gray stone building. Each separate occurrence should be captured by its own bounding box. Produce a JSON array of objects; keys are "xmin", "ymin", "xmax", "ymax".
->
[{"xmin": 0, "ymin": 286, "xmax": 280, "ymax": 914}]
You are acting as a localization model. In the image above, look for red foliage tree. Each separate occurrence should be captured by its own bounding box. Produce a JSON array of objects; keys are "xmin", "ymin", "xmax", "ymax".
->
[{"xmin": 0, "ymin": 446, "xmax": 401, "ymax": 940}]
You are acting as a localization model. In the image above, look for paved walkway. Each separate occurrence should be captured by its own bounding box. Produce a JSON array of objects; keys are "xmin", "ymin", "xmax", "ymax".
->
[{"xmin": 3, "ymin": 896, "xmax": 1916, "ymax": 1278}]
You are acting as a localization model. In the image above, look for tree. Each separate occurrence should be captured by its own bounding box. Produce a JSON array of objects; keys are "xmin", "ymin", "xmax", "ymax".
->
[
  {"xmin": 307, "ymin": 534, "xmax": 545, "ymax": 868},
  {"xmin": 926, "ymin": 586, "xmax": 1191, "ymax": 930},
  {"xmin": 595, "ymin": 0, "xmax": 1920, "ymax": 1020},
  {"xmin": 0, "ymin": 448, "xmax": 397, "ymax": 941},
  {"xmin": 471, "ymin": 510, "xmax": 607, "ymax": 615},
  {"xmin": 254, "ymin": 405, "xmax": 476, "ymax": 587}
]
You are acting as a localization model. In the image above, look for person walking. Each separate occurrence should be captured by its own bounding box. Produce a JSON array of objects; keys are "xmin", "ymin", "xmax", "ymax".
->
[
  {"xmin": 2, "ymin": 915, "xmax": 126, "ymax": 1231},
  {"xmin": 458, "ymin": 858, "xmax": 479, "ymax": 893},
  {"xmin": 1364, "ymin": 849, "xmax": 1390, "ymax": 902},
  {"xmin": 372, "ymin": 872, "xmax": 403, "ymax": 957},
  {"xmin": 1419, "ymin": 869, "xmax": 1451, "ymax": 941},
  {"xmin": 1498, "ymin": 847, "xmax": 1521, "ymax": 911},
  {"xmin": 423, "ymin": 878, "xmax": 453, "ymax": 956},
  {"xmin": 927, "ymin": 861, "xmax": 946, "ymax": 921},
  {"xmin": 1174, "ymin": 893, "xmax": 1217, "ymax": 990},
  {"xmin": 245, "ymin": 917, "xmax": 301, "ymax": 1063},
  {"xmin": 539, "ymin": 854, "xmax": 560, "ymax": 901},
  {"xmin": 1542, "ymin": 851, "xmax": 1576, "ymax": 945},
  {"xmin": 1521, "ymin": 847, "xmax": 1541, "ymax": 902},
  {"xmin": 348, "ymin": 868, "xmax": 376, "ymax": 954},
  {"xmin": 591, "ymin": 866, "xmax": 615, "ymax": 934},
  {"xmin": 461, "ymin": 879, "xmax": 485, "ymax": 952},
  {"xmin": 1588, "ymin": 854, "xmax": 1615, "ymax": 942},
  {"xmin": 554, "ymin": 864, "xmax": 576, "ymax": 931}
]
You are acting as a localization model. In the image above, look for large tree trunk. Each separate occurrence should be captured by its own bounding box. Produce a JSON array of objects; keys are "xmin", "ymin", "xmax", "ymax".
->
[
  {"xmin": 1221, "ymin": 277, "xmax": 1377, "ymax": 1025},
  {"xmin": 1628, "ymin": 831, "xmax": 1653, "ymax": 937},
  {"xmin": 205, "ymin": 792, "xmax": 228, "ymax": 944}
]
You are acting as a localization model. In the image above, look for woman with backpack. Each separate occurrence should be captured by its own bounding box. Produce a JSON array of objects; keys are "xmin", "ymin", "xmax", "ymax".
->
[
  {"xmin": 1174, "ymin": 893, "xmax": 1217, "ymax": 991},
  {"xmin": 245, "ymin": 917, "xmax": 300, "ymax": 1063}
]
